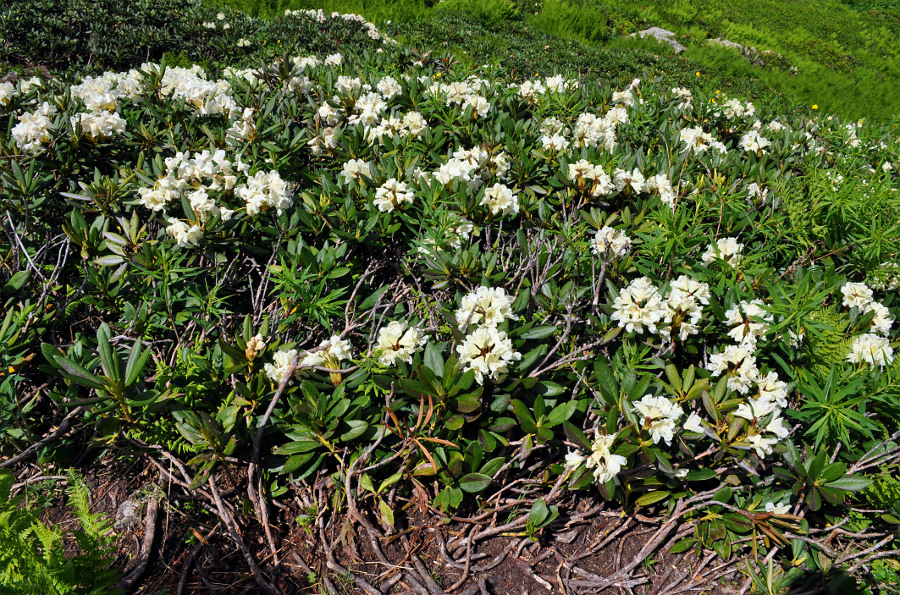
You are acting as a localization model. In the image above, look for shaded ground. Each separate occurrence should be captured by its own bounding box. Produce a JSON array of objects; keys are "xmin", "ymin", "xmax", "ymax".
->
[{"xmin": 17, "ymin": 458, "xmax": 746, "ymax": 595}]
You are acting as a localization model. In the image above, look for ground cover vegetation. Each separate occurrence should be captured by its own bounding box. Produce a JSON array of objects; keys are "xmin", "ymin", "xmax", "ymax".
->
[
  {"xmin": 218, "ymin": 0, "xmax": 900, "ymax": 122},
  {"xmin": 1, "ymin": 0, "xmax": 899, "ymax": 593}
]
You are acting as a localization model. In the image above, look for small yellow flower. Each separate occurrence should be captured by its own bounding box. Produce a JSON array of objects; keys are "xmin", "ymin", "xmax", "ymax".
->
[
  {"xmin": 812, "ymin": 104, "xmax": 818, "ymax": 110},
  {"xmin": 696, "ymin": 71, "xmax": 701, "ymax": 77}
]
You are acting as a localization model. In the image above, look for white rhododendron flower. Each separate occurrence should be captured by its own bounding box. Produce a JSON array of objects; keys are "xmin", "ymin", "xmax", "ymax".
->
[
  {"xmin": 702, "ymin": 237, "xmax": 744, "ymax": 266},
  {"xmin": 301, "ymin": 336, "xmax": 353, "ymax": 369},
  {"xmin": 684, "ymin": 412, "xmax": 705, "ymax": 433},
  {"xmin": 765, "ymin": 502, "xmax": 791, "ymax": 515},
  {"xmin": 264, "ymin": 349, "xmax": 298, "ymax": 385},
  {"xmin": 374, "ymin": 178, "xmax": 414, "ymax": 212},
  {"xmin": 725, "ymin": 299, "xmax": 773, "ymax": 348},
  {"xmin": 166, "ymin": 219, "xmax": 203, "ymax": 248},
  {"xmin": 565, "ymin": 452, "xmax": 585, "ymax": 468},
  {"xmin": 671, "ymin": 87, "xmax": 692, "ymax": 109},
  {"xmin": 456, "ymin": 326, "xmax": 521, "ymax": 385},
  {"xmin": 456, "ymin": 286, "xmax": 516, "ymax": 329},
  {"xmin": 866, "ymin": 301, "xmax": 894, "ymax": 336},
  {"xmin": 481, "ymin": 183, "xmax": 519, "ymax": 217},
  {"xmin": 646, "ymin": 173, "xmax": 676, "ymax": 208},
  {"xmin": 847, "ymin": 334, "xmax": 894, "ymax": 367},
  {"xmin": 376, "ymin": 76, "xmax": 402, "ymax": 99},
  {"xmin": 0, "ymin": 82, "xmax": 14, "ymax": 106},
  {"xmin": 592, "ymin": 226, "xmax": 631, "ymax": 258},
  {"xmin": 707, "ymin": 345, "xmax": 759, "ymax": 394},
  {"xmin": 739, "ymin": 130, "xmax": 772, "ymax": 154},
  {"xmin": 462, "ymin": 94, "xmax": 491, "ymax": 117},
  {"xmin": 746, "ymin": 433, "xmax": 779, "ymax": 458},
  {"xmin": 375, "ymin": 321, "xmax": 428, "ymax": 366},
  {"xmin": 613, "ymin": 168, "xmax": 646, "ymax": 194},
  {"xmin": 660, "ymin": 276, "xmax": 709, "ymax": 342},
  {"xmin": 340, "ymin": 158, "xmax": 372, "ymax": 183},
  {"xmin": 754, "ymin": 371, "xmax": 789, "ymax": 409},
  {"xmin": 236, "ymin": 170, "xmax": 292, "ymax": 216},
  {"xmin": 611, "ymin": 277, "xmax": 664, "ymax": 334},
  {"xmin": 70, "ymin": 111, "xmax": 126, "ymax": 140},
  {"xmin": 633, "ymin": 395, "xmax": 684, "ymax": 445},
  {"xmin": 841, "ymin": 282, "xmax": 874, "ymax": 309},
  {"xmin": 12, "ymin": 102, "xmax": 56, "ymax": 153},
  {"xmin": 585, "ymin": 433, "xmax": 627, "ymax": 484}
]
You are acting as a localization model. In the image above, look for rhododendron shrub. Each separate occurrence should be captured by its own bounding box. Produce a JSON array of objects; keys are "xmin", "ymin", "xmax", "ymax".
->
[{"xmin": 2, "ymin": 9, "xmax": 898, "ymax": 584}]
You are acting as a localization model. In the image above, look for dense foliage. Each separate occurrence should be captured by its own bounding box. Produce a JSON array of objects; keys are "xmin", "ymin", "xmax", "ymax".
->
[{"xmin": 1, "ymin": 2, "xmax": 899, "ymax": 593}]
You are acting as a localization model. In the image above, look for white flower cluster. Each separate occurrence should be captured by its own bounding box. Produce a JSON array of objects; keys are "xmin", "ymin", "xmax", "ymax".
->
[
  {"xmin": 139, "ymin": 149, "xmax": 245, "ymax": 214},
  {"xmin": 739, "ymin": 130, "xmax": 772, "ymax": 154},
  {"xmin": 433, "ymin": 146, "xmax": 509, "ymax": 190},
  {"xmin": 634, "ymin": 395, "xmax": 684, "ymax": 445},
  {"xmin": 340, "ymin": 158, "xmax": 373, "ymax": 184},
  {"xmin": 70, "ymin": 111, "xmax": 126, "ymax": 141},
  {"xmin": 516, "ymin": 75, "xmax": 578, "ymax": 101},
  {"xmin": 456, "ymin": 326, "xmax": 521, "ymax": 385},
  {"xmin": 725, "ymin": 299, "xmax": 773, "ymax": 349},
  {"xmin": 454, "ymin": 286, "xmax": 520, "ymax": 385},
  {"xmin": 670, "ymin": 87, "xmax": 692, "ymax": 110},
  {"xmin": 11, "ymin": 102, "xmax": 56, "ymax": 153},
  {"xmin": 611, "ymin": 275, "xmax": 709, "ymax": 342},
  {"xmin": 841, "ymin": 282, "xmax": 895, "ymax": 367},
  {"xmin": 264, "ymin": 348, "xmax": 298, "ymax": 385},
  {"xmin": 456, "ymin": 286, "xmax": 516, "ymax": 329},
  {"xmin": 150, "ymin": 63, "xmax": 239, "ymax": 118},
  {"xmin": 566, "ymin": 432, "xmax": 627, "ymax": 485},
  {"xmin": 375, "ymin": 321, "xmax": 428, "ymax": 366},
  {"xmin": 428, "ymin": 78, "xmax": 492, "ymax": 118},
  {"xmin": 365, "ymin": 111, "xmax": 428, "ymax": 144},
  {"xmin": 237, "ymin": 170, "xmax": 293, "ymax": 216},
  {"xmin": 701, "ymin": 237, "xmax": 744, "ymax": 266},
  {"xmin": 284, "ymin": 9, "xmax": 396, "ymax": 43},
  {"xmin": 718, "ymin": 97, "xmax": 756, "ymax": 120},
  {"xmin": 70, "ymin": 70, "xmax": 143, "ymax": 112},
  {"xmin": 680, "ymin": 126, "xmax": 728, "ymax": 155},
  {"xmin": 0, "ymin": 82, "xmax": 14, "ymax": 107},
  {"xmin": 300, "ymin": 336, "xmax": 353, "ymax": 369},
  {"xmin": 591, "ymin": 226, "xmax": 631, "ymax": 258},
  {"xmin": 481, "ymin": 183, "xmax": 518, "ymax": 217},
  {"xmin": 705, "ymin": 297, "xmax": 793, "ymax": 458},
  {"xmin": 374, "ymin": 178, "xmax": 414, "ymax": 212}
]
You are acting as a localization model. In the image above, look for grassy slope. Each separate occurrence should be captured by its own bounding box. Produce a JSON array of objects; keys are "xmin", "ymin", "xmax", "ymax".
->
[
  {"xmin": 214, "ymin": 0, "xmax": 900, "ymax": 122},
  {"xmin": 534, "ymin": 0, "xmax": 900, "ymax": 121}
]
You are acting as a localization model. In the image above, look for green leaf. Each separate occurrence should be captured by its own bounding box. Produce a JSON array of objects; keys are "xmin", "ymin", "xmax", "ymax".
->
[
  {"xmin": 544, "ymin": 401, "xmax": 577, "ymax": 427},
  {"xmin": 519, "ymin": 326, "xmax": 557, "ymax": 340},
  {"xmin": 424, "ymin": 341, "xmax": 445, "ymax": 378},
  {"xmin": 563, "ymin": 421, "xmax": 592, "ymax": 450},
  {"xmin": 378, "ymin": 498, "xmax": 395, "ymax": 527},
  {"xmin": 96, "ymin": 324, "xmax": 120, "ymax": 382},
  {"xmin": 825, "ymin": 476, "xmax": 873, "ymax": 492},
  {"xmin": 686, "ymin": 469, "xmax": 718, "ymax": 481},
  {"xmin": 458, "ymin": 473, "xmax": 491, "ymax": 493},
  {"xmin": 533, "ymin": 381, "xmax": 565, "ymax": 397},
  {"xmin": 635, "ymin": 491, "xmax": 671, "ymax": 507},
  {"xmin": 124, "ymin": 339, "xmax": 149, "ymax": 387},
  {"xmin": 359, "ymin": 286, "xmax": 390, "ymax": 310},
  {"xmin": 669, "ymin": 537, "xmax": 696, "ymax": 554},
  {"xmin": 1, "ymin": 270, "xmax": 31, "ymax": 296},
  {"xmin": 722, "ymin": 513, "xmax": 753, "ymax": 534},
  {"xmin": 528, "ymin": 498, "xmax": 551, "ymax": 528},
  {"xmin": 42, "ymin": 344, "xmax": 106, "ymax": 391},
  {"xmin": 340, "ymin": 420, "xmax": 368, "ymax": 442}
]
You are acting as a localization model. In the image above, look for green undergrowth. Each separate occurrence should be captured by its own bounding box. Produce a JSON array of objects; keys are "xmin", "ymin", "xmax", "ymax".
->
[
  {"xmin": 1, "ymin": 1, "xmax": 899, "ymax": 594},
  {"xmin": 210, "ymin": 0, "xmax": 900, "ymax": 121}
]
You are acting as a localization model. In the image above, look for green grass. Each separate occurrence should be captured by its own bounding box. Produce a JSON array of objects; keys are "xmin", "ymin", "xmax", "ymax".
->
[{"xmin": 208, "ymin": 0, "xmax": 900, "ymax": 121}]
